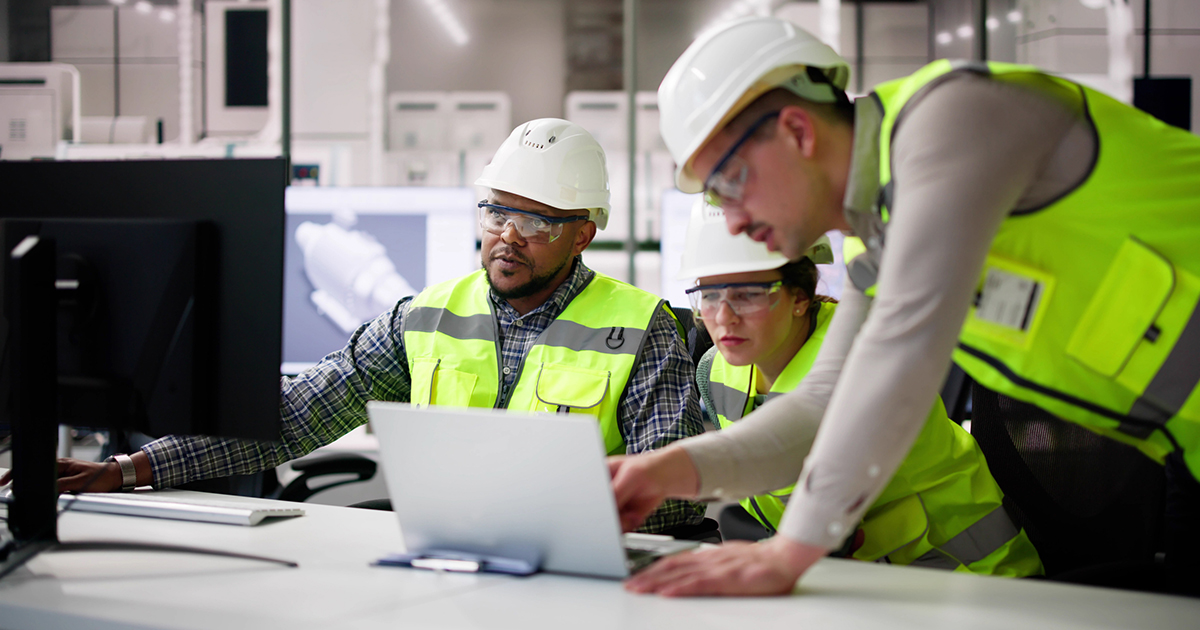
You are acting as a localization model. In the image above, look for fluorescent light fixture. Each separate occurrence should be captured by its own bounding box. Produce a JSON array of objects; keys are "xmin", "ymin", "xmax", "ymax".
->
[
  {"xmin": 986, "ymin": 16, "xmax": 1000, "ymax": 31},
  {"xmin": 160, "ymin": 8, "xmax": 176, "ymax": 23},
  {"xmin": 936, "ymin": 31, "xmax": 953, "ymax": 45},
  {"xmin": 422, "ymin": 0, "xmax": 469, "ymax": 46},
  {"xmin": 135, "ymin": 1, "xmax": 153, "ymax": 14},
  {"xmin": 696, "ymin": 1, "xmax": 761, "ymax": 39},
  {"xmin": 956, "ymin": 24, "xmax": 974, "ymax": 39},
  {"xmin": 1007, "ymin": 10, "xmax": 1022, "ymax": 24}
]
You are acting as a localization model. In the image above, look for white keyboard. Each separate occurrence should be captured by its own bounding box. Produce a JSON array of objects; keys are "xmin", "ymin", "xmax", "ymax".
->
[{"xmin": 56, "ymin": 493, "xmax": 305, "ymax": 526}]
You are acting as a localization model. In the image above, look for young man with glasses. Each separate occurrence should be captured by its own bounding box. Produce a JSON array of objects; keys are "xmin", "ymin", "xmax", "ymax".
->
[
  {"xmin": 39, "ymin": 119, "xmax": 706, "ymax": 535},
  {"xmin": 610, "ymin": 16, "xmax": 1200, "ymax": 596}
]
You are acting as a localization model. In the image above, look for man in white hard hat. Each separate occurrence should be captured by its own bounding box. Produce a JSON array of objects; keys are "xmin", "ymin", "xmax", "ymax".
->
[
  {"xmin": 610, "ymin": 16, "xmax": 1200, "ymax": 595},
  {"xmin": 42, "ymin": 119, "xmax": 707, "ymax": 535}
]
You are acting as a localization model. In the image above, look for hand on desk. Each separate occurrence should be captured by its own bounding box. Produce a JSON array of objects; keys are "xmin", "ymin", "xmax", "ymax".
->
[
  {"xmin": 0, "ymin": 452, "xmax": 151, "ymax": 493},
  {"xmin": 624, "ymin": 535, "xmax": 827, "ymax": 597}
]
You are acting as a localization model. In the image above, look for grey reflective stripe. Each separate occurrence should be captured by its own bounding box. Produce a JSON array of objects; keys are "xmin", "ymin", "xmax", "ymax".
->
[
  {"xmin": 1127, "ymin": 301, "xmax": 1200, "ymax": 436},
  {"xmin": 936, "ymin": 504, "xmax": 1019, "ymax": 567},
  {"xmin": 709, "ymin": 381, "xmax": 749, "ymax": 422},
  {"xmin": 763, "ymin": 391, "xmax": 785, "ymax": 404},
  {"xmin": 405, "ymin": 306, "xmax": 494, "ymax": 341},
  {"xmin": 538, "ymin": 319, "xmax": 646, "ymax": 355},
  {"xmin": 910, "ymin": 548, "xmax": 962, "ymax": 571},
  {"xmin": 949, "ymin": 59, "xmax": 991, "ymax": 74},
  {"xmin": 847, "ymin": 254, "xmax": 879, "ymax": 292}
]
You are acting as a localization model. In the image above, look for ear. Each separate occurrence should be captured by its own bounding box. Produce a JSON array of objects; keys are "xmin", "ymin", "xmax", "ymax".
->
[
  {"xmin": 792, "ymin": 291, "xmax": 811, "ymax": 317},
  {"xmin": 572, "ymin": 220, "xmax": 598, "ymax": 256},
  {"xmin": 777, "ymin": 105, "xmax": 818, "ymax": 159}
]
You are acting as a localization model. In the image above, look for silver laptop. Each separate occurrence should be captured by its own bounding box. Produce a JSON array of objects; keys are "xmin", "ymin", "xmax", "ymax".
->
[{"xmin": 368, "ymin": 402, "xmax": 699, "ymax": 579}]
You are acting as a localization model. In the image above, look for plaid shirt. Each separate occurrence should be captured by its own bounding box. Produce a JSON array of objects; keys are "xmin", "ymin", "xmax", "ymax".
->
[{"xmin": 142, "ymin": 258, "xmax": 706, "ymax": 532}]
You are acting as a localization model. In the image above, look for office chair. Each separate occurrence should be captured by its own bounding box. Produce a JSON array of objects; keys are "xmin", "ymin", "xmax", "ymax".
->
[{"xmin": 970, "ymin": 381, "xmax": 1168, "ymax": 591}]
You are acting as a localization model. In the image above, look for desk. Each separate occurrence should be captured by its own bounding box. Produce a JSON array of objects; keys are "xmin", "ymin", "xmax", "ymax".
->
[{"xmin": 1, "ymin": 490, "xmax": 1197, "ymax": 630}]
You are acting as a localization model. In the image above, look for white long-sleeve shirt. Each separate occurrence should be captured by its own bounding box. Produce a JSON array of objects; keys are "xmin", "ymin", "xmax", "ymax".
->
[{"xmin": 680, "ymin": 71, "xmax": 1096, "ymax": 549}]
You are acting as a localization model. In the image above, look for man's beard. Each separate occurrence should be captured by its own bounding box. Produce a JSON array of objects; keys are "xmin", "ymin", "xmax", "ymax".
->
[{"xmin": 484, "ymin": 250, "xmax": 575, "ymax": 301}]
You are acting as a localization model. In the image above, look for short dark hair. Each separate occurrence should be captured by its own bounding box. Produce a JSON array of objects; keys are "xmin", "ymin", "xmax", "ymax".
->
[
  {"xmin": 724, "ymin": 85, "xmax": 854, "ymax": 141},
  {"xmin": 778, "ymin": 256, "xmax": 836, "ymax": 304}
]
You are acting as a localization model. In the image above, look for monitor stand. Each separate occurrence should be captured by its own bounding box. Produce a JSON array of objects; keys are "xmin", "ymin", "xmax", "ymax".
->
[{"xmin": 0, "ymin": 235, "xmax": 297, "ymax": 581}]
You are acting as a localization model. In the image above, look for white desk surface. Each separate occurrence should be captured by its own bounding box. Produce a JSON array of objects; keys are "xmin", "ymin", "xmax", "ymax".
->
[{"xmin": 1, "ymin": 489, "xmax": 1197, "ymax": 630}]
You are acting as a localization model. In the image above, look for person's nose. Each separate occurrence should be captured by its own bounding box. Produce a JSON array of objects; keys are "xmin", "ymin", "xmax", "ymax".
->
[
  {"xmin": 713, "ymin": 300, "xmax": 739, "ymax": 327},
  {"xmin": 723, "ymin": 205, "xmax": 752, "ymax": 235},
  {"xmin": 500, "ymin": 221, "xmax": 526, "ymax": 245}
]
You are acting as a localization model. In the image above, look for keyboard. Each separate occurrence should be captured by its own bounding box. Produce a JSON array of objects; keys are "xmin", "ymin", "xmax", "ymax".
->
[
  {"xmin": 622, "ymin": 533, "xmax": 700, "ymax": 573},
  {"xmin": 56, "ymin": 493, "xmax": 305, "ymax": 526}
]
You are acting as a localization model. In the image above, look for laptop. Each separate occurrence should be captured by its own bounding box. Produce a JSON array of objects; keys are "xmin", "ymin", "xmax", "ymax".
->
[{"xmin": 367, "ymin": 402, "xmax": 700, "ymax": 579}]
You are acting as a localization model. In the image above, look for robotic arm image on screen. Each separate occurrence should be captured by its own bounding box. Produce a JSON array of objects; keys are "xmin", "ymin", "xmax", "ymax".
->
[{"xmin": 295, "ymin": 215, "xmax": 416, "ymax": 334}]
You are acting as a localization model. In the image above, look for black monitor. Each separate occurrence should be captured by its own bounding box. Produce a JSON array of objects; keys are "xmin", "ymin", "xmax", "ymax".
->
[{"xmin": 0, "ymin": 158, "xmax": 288, "ymax": 577}]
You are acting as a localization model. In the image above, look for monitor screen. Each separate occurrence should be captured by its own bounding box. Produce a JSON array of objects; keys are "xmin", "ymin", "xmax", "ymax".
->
[
  {"xmin": 0, "ymin": 158, "xmax": 286, "ymax": 443},
  {"xmin": 282, "ymin": 186, "xmax": 477, "ymax": 374}
]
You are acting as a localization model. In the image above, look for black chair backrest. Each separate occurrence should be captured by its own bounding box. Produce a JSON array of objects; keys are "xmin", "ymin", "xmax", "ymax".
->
[
  {"xmin": 670, "ymin": 306, "xmax": 713, "ymax": 367},
  {"xmin": 970, "ymin": 383, "xmax": 1167, "ymax": 577}
]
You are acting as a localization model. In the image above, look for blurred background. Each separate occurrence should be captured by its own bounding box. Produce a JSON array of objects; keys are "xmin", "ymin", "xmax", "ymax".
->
[{"xmin": 1, "ymin": 0, "xmax": 1195, "ymax": 324}]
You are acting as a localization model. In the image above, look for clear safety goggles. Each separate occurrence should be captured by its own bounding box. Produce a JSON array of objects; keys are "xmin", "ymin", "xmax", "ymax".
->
[
  {"xmin": 685, "ymin": 280, "xmax": 784, "ymax": 319},
  {"xmin": 478, "ymin": 201, "xmax": 589, "ymax": 244},
  {"xmin": 702, "ymin": 112, "xmax": 780, "ymax": 210}
]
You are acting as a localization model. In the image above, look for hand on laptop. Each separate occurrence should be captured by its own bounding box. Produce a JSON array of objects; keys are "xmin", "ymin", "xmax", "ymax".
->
[
  {"xmin": 608, "ymin": 445, "xmax": 700, "ymax": 532},
  {"xmin": 623, "ymin": 535, "xmax": 827, "ymax": 597}
]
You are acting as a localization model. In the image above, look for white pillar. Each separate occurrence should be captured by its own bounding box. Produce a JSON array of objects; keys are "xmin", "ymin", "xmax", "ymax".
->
[
  {"xmin": 369, "ymin": 0, "xmax": 390, "ymax": 186},
  {"xmin": 178, "ymin": 0, "xmax": 194, "ymax": 145},
  {"xmin": 1105, "ymin": 0, "xmax": 1135, "ymax": 104},
  {"xmin": 819, "ymin": 0, "xmax": 841, "ymax": 54}
]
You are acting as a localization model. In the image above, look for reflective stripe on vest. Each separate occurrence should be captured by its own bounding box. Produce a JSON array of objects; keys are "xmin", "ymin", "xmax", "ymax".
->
[
  {"xmin": 705, "ymin": 302, "xmax": 1041, "ymax": 575},
  {"xmin": 852, "ymin": 59, "xmax": 1200, "ymax": 475},
  {"xmin": 403, "ymin": 268, "xmax": 667, "ymax": 455}
]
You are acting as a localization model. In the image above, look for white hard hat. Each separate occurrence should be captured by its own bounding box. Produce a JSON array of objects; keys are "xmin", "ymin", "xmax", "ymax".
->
[
  {"xmin": 677, "ymin": 198, "xmax": 833, "ymax": 280},
  {"xmin": 659, "ymin": 17, "xmax": 850, "ymax": 193},
  {"xmin": 475, "ymin": 118, "xmax": 611, "ymax": 230}
]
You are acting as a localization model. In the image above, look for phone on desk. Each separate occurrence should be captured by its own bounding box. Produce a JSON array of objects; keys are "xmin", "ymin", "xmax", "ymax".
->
[{"xmin": 375, "ymin": 549, "xmax": 540, "ymax": 576}]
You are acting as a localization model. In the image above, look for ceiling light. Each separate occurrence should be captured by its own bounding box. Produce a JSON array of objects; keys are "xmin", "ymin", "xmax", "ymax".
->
[
  {"xmin": 956, "ymin": 25, "xmax": 975, "ymax": 39},
  {"xmin": 160, "ymin": 9, "xmax": 175, "ymax": 23},
  {"xmin": 1007, "ymin": 10, "xmax": 1022, "ymax": 24},
  {"xmin": 936, "ymin": 31, "xmax": 953, "ymax": 45},
  {"xmin": 985, "ymin": 16, "xmax": 1000, "ymax": 31},
  {"xmin": 422, "ymin": 0, "xmax": 469, "ymax": 46},
  {"xmin": 135, "ymin": 1, "xmax": 153, "ymax": 15}
]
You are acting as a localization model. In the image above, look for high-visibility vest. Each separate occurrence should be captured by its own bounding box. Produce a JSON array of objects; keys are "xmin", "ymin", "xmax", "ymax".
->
[
  {"xmin": 705, "ymin": 302, "xmax": 1043, "ymax": 575},
  {"xmin": 402, "ymin": 268, "xmax": 669, "ymax": 455},
  {"xmin": 847, "ymin": 60, "xmax": 1200, "ymax": 479}
]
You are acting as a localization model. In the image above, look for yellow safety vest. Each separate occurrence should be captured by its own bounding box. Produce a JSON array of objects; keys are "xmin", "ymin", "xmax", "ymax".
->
[
  {"xmin": 705, "ymin": 302, "xmax": 1043, "ymax": 575},
  {"xmin": 848, "ymin": 60, "xmax": 1200, "ymax": 479},
  {"xmin": 402, "ymin": 268, "xmax": 669, "ymax": 455}
]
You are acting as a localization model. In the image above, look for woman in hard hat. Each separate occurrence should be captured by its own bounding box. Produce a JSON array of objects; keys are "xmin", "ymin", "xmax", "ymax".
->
[{"xmin": 679, "ymin": 201, "xmax": 1041, "ymax": 577}]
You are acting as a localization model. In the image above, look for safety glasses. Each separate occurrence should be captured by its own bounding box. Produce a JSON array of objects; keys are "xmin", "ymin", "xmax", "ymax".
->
[
  {"xmin": 478, "ymin": 201, "xmax": 589, "ymax": 244},
  {"xmin": 685, "ymin": 281, "xmax": 784, "ymax": 319},
  {"xmin": 702, "ymin": 112, "xmax": 780, "ymax": 210}
]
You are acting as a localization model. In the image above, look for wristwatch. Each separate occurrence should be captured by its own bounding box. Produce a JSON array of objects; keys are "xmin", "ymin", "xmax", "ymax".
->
[{"xmin": 106, "ymin": 453, "xmax": 138, "ymax": 492}]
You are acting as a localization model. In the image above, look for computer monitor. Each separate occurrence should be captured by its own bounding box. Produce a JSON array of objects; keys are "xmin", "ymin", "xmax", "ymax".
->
[
  {"xmin": 282, "ymin": 186, "xmax": 477, "ymax": 374},
  {"xmin": 0, "ymin": 158, "xmax": 286, "ymax": 442},
  {"xmin": 0, "ymin": 159, "xmax": 287, "ymax": 578}
]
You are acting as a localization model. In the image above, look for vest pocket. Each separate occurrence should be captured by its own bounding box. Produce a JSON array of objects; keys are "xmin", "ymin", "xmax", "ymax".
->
[
  {"xmin": 410, "ymin": 357, "xmax": 478, "ymax": 408},
  {"xmin": 1066, "ymin": 238, "xmax": 1175, "ymax": 383},
  {"xmin": 532, "ymin": 363, "xmax": 610, "ymax": 414}
]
